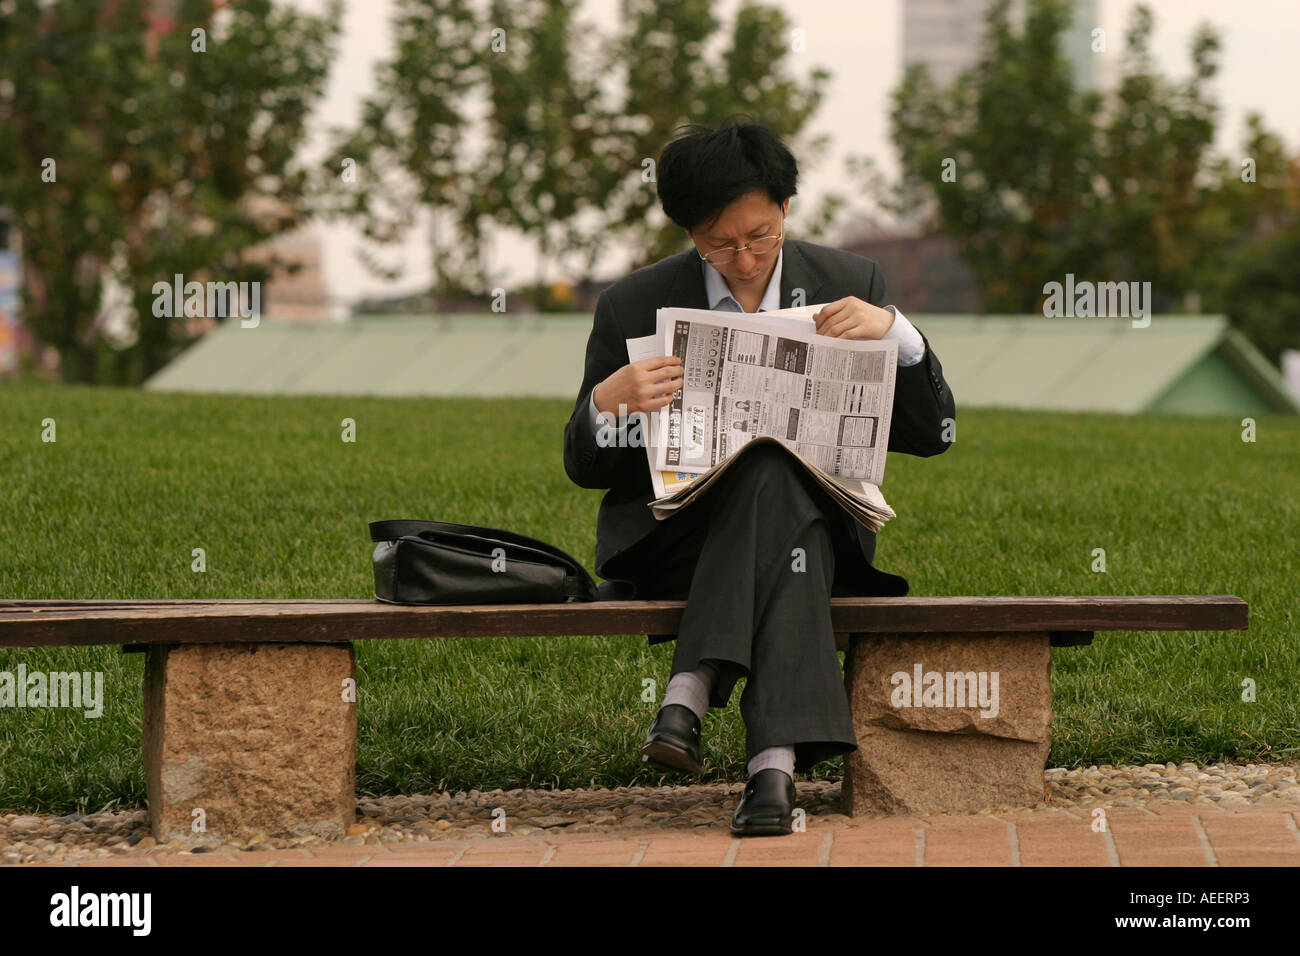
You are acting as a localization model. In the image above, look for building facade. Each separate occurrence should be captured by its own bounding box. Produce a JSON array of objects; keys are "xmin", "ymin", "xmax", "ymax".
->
[{"xmin": 903, "ymin": 0, "xmax": 1105, "ymax": 91}]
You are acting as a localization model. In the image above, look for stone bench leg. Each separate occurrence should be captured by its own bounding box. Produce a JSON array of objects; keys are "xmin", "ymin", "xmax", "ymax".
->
[
  {"xmin": 143, "ymin": 642, "xmax": 357, "ymax": 845},
  {"xmin": 841, "ymin": 631, "xmax": 1052, "ymax": 815}
]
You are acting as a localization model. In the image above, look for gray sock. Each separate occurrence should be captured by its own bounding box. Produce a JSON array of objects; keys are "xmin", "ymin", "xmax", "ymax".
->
[
  {"xmin": 747, "ymin": 745, "xmax": 796, "ymax": 781},
  {"xmin": 660, "ymin": 661, "xmax": 718, "ymax": 720}
]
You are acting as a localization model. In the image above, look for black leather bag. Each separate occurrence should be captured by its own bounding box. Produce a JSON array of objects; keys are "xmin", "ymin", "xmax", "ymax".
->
[{"xmin": 369, "ymin": 519, "xmax": 600, "ymax": 605}]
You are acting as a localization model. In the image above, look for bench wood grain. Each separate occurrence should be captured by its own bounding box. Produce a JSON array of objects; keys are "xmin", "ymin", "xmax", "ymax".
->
[{"xmin": 0, "ymin": 595, "xmax": 1249, "ymax": 647}]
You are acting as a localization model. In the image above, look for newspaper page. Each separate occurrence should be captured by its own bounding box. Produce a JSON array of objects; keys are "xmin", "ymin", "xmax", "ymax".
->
[
  {"xmin": 647, "ymin": 435, "xmax": 896, "ymax": 531},
  {"xmin": 621, "ymin": 335, "xmax": 705, "ymax": 499},
  {"xmin": 654, "ymin": 307, "xmax": 898, "ymax": 486}
]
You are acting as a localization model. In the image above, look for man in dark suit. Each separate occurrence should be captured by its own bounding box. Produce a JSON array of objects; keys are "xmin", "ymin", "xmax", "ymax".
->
[{"xmin": 562, "ymin": 120, "xmax": 955, "ymax": 835}]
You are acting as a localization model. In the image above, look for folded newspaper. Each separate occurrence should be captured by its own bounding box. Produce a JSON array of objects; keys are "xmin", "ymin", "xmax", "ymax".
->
[{"xmin": 613, "ymin": 305, "xmax": 899, "ymax": 532}]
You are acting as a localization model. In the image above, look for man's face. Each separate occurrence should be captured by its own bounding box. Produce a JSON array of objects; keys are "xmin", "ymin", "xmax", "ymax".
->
[{"xmin": 688, "ymin": 190, "xmax": 789, "ymax": 291}]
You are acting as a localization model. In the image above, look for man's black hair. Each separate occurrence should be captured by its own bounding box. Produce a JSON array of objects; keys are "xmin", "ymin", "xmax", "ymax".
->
[{"xmin": 656, "ymin": 116, "xmax": 798, "ymax": 233}]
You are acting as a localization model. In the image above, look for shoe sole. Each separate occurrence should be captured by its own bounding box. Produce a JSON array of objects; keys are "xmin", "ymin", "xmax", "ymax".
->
[
  {"xmin": 640, "ymin": 738, "xmax": 704, "ymax": 775},
  {"xmin": 730, "ymin": 819, "xmax": 793, "ymax": 836}
]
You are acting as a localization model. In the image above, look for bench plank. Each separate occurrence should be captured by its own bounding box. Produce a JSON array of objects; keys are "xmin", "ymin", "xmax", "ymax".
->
[{"xmin": 0, "ymin": 596, "xmax": 1248, "ymax": 647}]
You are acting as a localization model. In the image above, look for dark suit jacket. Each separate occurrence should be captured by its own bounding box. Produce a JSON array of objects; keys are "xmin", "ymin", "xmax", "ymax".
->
[{"xmin": 562, "ymin": 237, "xmax": 956, "ymax": 594}]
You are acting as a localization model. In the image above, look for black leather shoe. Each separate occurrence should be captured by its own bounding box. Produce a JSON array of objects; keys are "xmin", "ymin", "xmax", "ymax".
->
[
  {"xmin": 640, "ymin": 704, "xmax": 703, "ymax": 774},
  {"xmin": 730, "ymin": 768, "xmax": 796, "ymax": 836}
]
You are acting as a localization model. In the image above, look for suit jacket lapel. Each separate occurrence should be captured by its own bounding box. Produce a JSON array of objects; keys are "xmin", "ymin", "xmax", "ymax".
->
[
  {"xmin": 779, "ymin": 239, "xmax": 824, "ymax": 308},
  {"xmin": 662, "ymin": 248, "xmax": 709, "ymax": 310}
]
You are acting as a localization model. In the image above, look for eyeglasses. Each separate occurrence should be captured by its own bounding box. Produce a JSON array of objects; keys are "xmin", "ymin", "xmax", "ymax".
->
[{"xmin": 699, "ymin": 228, "xmax": 783, "ymax": 265}]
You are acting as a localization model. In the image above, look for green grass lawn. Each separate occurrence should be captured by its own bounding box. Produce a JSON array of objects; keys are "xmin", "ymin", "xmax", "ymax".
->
[{"xmin": 1, "ymin": 383, "xmax": 1296, "ymax": 814}]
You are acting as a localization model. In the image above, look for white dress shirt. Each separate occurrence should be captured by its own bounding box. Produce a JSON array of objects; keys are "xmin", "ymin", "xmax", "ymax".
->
[{"xmin": 590, "ymin": 247, "xmax": 926, "ymax": 432}]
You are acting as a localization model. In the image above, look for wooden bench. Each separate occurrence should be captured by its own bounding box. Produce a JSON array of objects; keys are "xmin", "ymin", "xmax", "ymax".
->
[{"xmin": 0, "ymin": 595, "xmax": 1248, "ymax": 843}]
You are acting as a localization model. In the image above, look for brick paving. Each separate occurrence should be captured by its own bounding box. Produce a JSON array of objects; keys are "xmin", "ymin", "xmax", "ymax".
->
[{"xmin": 12, "ymin": 805, "xmax": 1300, "ymax": 867}]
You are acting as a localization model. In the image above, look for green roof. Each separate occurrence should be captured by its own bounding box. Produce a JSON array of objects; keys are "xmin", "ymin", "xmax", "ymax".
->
[
  {"xmin": 144, "ymin": 313, "xmax": 1298, "ymax": 416},
  {"xmin": 916, "ymin": 315, "xmax": 1297, "ymax": 415}
]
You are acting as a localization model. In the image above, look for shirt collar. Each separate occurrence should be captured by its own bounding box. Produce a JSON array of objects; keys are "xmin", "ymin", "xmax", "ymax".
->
[{"xmin": 701, "ymin": 247, "xmax": 783, "ymax": 312}]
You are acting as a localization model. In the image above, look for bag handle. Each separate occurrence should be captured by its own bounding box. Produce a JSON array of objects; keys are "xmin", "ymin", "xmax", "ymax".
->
[{"xmin": 368, "ymin": 519, "xmax": 598, "ymax": 601}]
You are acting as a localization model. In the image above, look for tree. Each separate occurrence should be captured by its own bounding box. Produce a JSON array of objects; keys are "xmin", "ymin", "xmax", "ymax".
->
[
  {"xmin": 474, "ymin": 0, "xmax": 605, "ymax": 301},
  {"xmin": 595, "ymin": 0, "xmax": 834, "ymax": 270},
  {"xmin": 324, "ymin": 0, "xmax": 834, "ymax": 306},
  {"xmin": 874, "ymin": 0, "xmax": 1225, "ymax": 314},
  {"xmin": 1090, "ymin": 4, "xmax": 1222, "ymax": 309},
  {"xmin": 1201, "ymin": 117, "xmax": 1300, "ymax": 363},
  {"xmin": 0, "ymin": 0, "xmax": 341, "ymax": 382},
  {"xmin": 318, "ymin": 0, "xmax": 481, "ymax": 301}
]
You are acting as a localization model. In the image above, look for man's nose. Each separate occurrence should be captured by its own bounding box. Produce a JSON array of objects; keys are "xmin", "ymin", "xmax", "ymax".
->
[{"xmin": 734, "ymin": 248, "xmax": 757, "ymax": 271}]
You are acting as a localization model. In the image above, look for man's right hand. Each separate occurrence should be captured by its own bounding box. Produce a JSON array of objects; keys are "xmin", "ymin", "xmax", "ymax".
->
[{"xmin": 593, "ymin": 355, "xmax": 684, "ymax": 417}]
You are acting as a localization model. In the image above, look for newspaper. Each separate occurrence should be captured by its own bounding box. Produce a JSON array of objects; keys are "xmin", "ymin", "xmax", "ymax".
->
[
  {"xmin": 654, "ymin": 306, "xmax": 897, "ymax": 483},
  {"xmin": 621, "ymin": 305, "xmax": 900, "ymax": 532},
  {"xmin": 648, "ymin": 436, "xmax": 895, "ymax": 531},
  {"xmin": 623, "ymin": 334, "xmax": 705, "ymax": 499}
]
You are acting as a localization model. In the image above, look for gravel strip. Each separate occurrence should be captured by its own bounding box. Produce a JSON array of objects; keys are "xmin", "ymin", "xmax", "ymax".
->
[{"xmin": 2, "ymin": 761, "xmax": 1296, "ymax": 864}]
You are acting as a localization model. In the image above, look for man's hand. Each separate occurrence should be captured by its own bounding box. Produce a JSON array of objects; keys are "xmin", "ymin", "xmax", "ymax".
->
[
  {"xmin": 813, "ymin": 296, "xmax": 895, "ymax": 339},
  {"xmin": 593, "ymin": 355, "xmax": 684, "ymax": 417}
]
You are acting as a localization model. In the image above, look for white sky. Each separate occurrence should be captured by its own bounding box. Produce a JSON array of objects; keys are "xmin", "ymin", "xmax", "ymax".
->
[{"xmin": 283, "ymin": 0, "xmax": 1300, "ymax": 307}]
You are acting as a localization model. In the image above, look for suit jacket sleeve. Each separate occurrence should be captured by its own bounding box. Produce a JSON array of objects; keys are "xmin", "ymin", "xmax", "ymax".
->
[
  {"xmin": 866, "ymin": 263, "xmax": 956, "ymax": 458},
  {"xmin": 563, "ymin": 291, "xmax": 635, "ymax": 489}
]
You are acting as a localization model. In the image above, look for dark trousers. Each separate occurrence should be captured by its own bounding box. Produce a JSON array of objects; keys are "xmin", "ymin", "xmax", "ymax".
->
[{"xmin": 603, "ymin": 443, "xmax": 869, "ymax": 774}]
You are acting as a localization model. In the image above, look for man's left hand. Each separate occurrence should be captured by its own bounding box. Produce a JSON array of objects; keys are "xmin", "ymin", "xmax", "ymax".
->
[{"xmin": 812, "ymin": 296, "xmax": 894, "ymax": 339}]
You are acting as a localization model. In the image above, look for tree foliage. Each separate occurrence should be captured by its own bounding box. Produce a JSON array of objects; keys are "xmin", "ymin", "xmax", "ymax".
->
[
  {"xmin": 1200, "ymin": 116, "xmax": 1300, "ymax": 364},
  {"xmin": 870, "ymin": 0, "xmax": 1299, "ymax": 362},
  {"xmin": 887, "ymin": 0, "xmax": 1208, "ymax": 312},
  {"xmin": 0, "ymin": 0, "xmax": 340, "ymax": 382},
  {"xmin": 323, "ymin": 0, "xmax": 833, "ymax": 306}
]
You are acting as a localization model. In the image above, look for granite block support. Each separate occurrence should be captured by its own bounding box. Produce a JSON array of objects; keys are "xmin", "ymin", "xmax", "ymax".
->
[
  {"xmin": 143, "ymin": 642, "xmax": 356, "ymax": 844},
  {"xmin": 842, "ymin": 631, "xmax": 1052, "ymax": 815}
]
